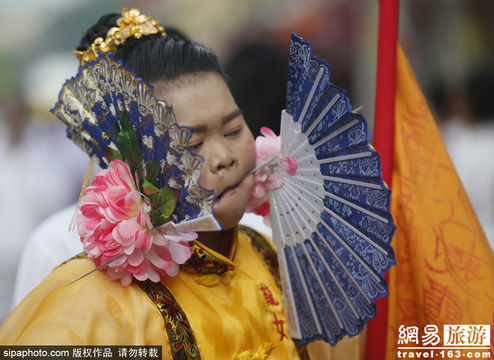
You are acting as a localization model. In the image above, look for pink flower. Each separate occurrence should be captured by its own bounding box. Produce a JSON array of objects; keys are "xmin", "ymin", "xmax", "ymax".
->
[
  {"xmin": 255, "ymin": 127, "xmax": 297, "ymax": 176},
  {"xmin": 77, "ymin": 159, "xmax": 197, "ymax": 286},
  {"xmin": 246, "ymin": 127, "xmax": 297, "ymax": 227}
]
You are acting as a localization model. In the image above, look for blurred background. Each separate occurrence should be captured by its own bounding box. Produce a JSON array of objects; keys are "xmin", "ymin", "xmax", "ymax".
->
[{"xmin": 1, "ymin": 0, "xmax": 493, "ymax": 325}]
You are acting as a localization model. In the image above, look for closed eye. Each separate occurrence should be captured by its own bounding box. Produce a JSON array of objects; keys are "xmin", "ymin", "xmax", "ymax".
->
[
  {"xmin": 226, "ymin": 125, "xmax": 243, "ymax": 137},
  {"xmin": 189, "ymin": 139, "xmax": 203, "ymax": 151}
]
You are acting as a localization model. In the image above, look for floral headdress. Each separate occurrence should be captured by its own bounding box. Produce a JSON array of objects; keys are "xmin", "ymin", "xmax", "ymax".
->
[
  {"xmin": 52, "ymin": 8, "xmax": 220, "ymax": 286},
  {"xmin": 74, "ymin": 7, "xmax": 167, "ymax": 65}
]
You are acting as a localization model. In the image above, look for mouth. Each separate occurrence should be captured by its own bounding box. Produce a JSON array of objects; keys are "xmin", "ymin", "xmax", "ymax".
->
[
  {"xmin": 216, "ymin": 184, "xmax": 239, "ymax": 201},
  {"xmin": 213, "ymin": 167, "xmax": 256, "ymax": 205},
  {"xmin": 214, "ymin": 175, "xmax": 247, "ymax": 205}
]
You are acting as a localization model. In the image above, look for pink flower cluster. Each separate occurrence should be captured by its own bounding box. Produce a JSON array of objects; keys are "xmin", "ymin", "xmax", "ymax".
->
[
  {"xmin": 77, "ymin": 159, "xmax": 197, "ymax": 286},
  {"xmin": 246, "ymin": 127, "xmax": 297, "ymax": 227}
]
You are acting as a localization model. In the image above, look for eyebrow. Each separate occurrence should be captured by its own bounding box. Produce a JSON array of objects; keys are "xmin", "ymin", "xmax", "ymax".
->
[{"xmin": 192, "ymin": 108, "xmax": 243, "ymax": 133}]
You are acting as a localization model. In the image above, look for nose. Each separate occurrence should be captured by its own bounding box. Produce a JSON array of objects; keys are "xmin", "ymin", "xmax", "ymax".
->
[{"xmin": 208, "ymin": 141, "xmax": 237, "ymax": 174}]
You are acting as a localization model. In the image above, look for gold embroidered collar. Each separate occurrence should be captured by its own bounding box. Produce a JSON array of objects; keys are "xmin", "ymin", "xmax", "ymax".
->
[{"xmin": 180, "ymin": 228, "xmax": 238, "ymax": 275}]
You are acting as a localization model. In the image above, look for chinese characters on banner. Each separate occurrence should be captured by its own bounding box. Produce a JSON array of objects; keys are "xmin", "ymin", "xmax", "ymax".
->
[{"xmin": 397, "ymin": 325, "xmax": 490, "ymax": 359}]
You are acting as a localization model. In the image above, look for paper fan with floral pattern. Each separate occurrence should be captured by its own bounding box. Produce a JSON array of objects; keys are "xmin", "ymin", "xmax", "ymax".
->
[
  {"xmin": 52, "ymin": 52, "xmax": 219, "ymax": 229},
  {"xmin": 249, "ymin": 33, "xmax": 396, "ymax": 346}
]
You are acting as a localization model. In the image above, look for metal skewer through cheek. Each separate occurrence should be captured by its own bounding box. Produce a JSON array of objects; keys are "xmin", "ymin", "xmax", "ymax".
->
[
  {"xmin": 212, "ymin": 157, "xmax": 279, "ymax": 208},
  {"xmin": 243, "ymin": 156, "xmax": 279, "ymax": 179},
  {"xmin": 70, "ymin": 158, "xmax": 281, "ymax": 282},
  {"xmin": 70, "ymin": 158, "xmax": 281, "ymax": 284}
]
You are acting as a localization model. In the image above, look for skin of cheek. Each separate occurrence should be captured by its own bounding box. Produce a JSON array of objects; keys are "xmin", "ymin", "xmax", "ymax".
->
[
  {"xmin": 151, "ymin": 73, "xmax": 257, "ymax": 229},
  {"xmin": 204, "ymin": 134, "xmax": 256, "ymax": 230}
]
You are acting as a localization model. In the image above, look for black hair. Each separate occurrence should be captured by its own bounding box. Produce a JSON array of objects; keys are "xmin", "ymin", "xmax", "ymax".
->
[{"xmin": 77, "ymin": 13, "xmax": 228, "ymax": 84}]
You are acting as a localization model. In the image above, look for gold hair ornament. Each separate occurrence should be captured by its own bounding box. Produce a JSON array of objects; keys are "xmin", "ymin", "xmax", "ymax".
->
[{"xmin": 74, "ymin": 7, "xmax": 166, "ymax": 65}]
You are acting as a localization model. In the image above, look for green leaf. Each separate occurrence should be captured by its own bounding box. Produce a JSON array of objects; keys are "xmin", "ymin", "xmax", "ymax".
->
[
  {"xmin": 104, "ymin": 146, "xmax": 123, "ymax": 162},
  {"xmin": 143, "ymin": 179, "xmax": 160, "ymax": 196},
  {"xmin": 148, "ymin": 187, "xmax": 177, "ymax": 227},
  {"xmin": 113, "ymin": 121, "xmax": 121, "ymax": 137},
  {"xmin": 145, "ymin": 160, "xmax": 161, "ymax": 187},
  {"xmin": 116, "ymin": 112, "xmax": 143, "ymax": 186}
]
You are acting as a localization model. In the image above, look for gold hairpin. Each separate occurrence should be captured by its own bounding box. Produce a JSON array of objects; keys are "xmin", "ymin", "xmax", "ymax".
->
[{"xmin": 74, "ymin": 7, "xmax": 166, "ymax": 65}]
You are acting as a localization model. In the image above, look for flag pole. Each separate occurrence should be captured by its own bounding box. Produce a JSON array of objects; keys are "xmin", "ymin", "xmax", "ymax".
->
[
  {"xmin": 373, "ymin": 0, "xmax": 399, "ymax": 184},
  {"xmin": 365, "ymin": 0, "xmax": 399, "ymax": 359}
]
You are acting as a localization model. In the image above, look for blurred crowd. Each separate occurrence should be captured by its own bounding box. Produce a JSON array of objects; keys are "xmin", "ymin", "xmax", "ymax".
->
[{"xmin": 0, "ymin": 0, "xmax": 493, "ymax": 325}]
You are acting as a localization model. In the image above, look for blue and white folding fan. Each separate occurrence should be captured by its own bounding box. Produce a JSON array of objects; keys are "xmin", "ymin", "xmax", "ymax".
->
[
  {"xmin": 51, "ymin": 52, "xmax": 220, "ymax": 232},
  {"xmin": 267, "ymin": 33, "xmax": 396, "ymax": 346}
]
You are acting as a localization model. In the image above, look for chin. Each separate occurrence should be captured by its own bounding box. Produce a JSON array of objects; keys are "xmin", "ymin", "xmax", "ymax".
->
[
  {"xmin": 213, "ymin": 199, "xmax": 247, "ymax": 230},
  {"xmin": 215, "ymin": 212, "xmax": 244, "ymax": 230},
  {"xmin": 212, "ymin": 176, "xmax": 253, "ymax": 230}
]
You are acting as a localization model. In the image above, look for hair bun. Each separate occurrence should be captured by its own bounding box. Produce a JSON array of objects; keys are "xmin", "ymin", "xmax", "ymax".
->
[
  {"xmin": 76, "ymin": 13, "xmax": 120, "ymax": 52},
  {"xmin": 74, "ymin": 9, "xmax": 225, "ymax": 84},
  {"xmin": 163, "ymin": 27, "xmax": 189, "ymax": 42}
]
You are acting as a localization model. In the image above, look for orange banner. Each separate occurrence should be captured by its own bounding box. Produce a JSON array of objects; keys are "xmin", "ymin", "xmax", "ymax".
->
[{"xmin": 385, "ymin": 45, "xmax": 494, "ymax": 359}]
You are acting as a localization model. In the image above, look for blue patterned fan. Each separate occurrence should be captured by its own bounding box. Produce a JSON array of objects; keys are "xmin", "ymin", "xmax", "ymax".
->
[
  {"xmin": 266, "ymin": 34, "xmax": 396, "ymax": 346},
  {"xmin": 51, "ymin": 53, "xmax": 219, "ymax": 230}
]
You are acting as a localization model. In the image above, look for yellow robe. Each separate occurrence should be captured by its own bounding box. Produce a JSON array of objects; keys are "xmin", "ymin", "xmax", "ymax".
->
[{"xmin": 0, "ymin": 226, "xmax": 364, "ymax": 359}]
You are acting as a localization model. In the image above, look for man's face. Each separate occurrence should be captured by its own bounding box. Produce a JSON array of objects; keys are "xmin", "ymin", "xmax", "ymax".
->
[{"xmin": 154, "ymin": 72, "xmax": 256, "ymax": 229}]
